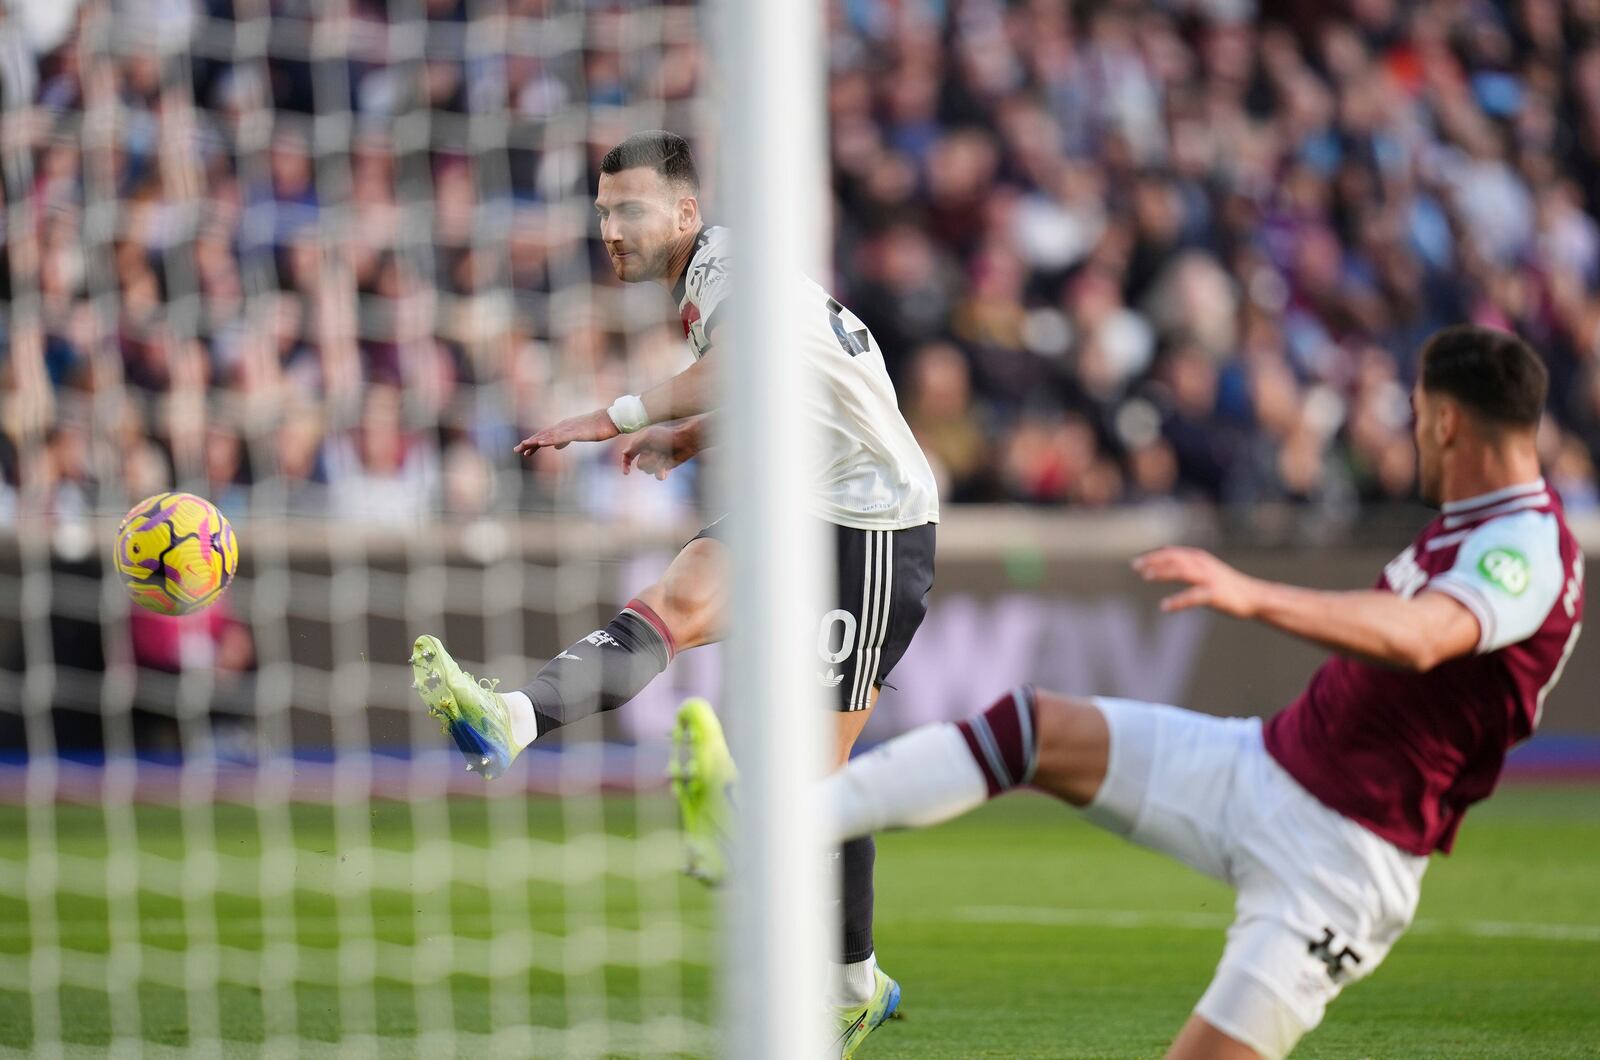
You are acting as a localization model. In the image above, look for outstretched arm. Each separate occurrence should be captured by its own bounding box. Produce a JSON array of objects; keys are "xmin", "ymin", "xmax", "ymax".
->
[
  {"xmin": 639, "ymin": 354, "xmax": 716, "ymax": 425},
  {"xmin": 1133, "ymin": 546, "xmax": 1481, "ymax": 672},
  {"xmin": 515, "ymin": 356, "xmax": 718, "ymax": 457}
]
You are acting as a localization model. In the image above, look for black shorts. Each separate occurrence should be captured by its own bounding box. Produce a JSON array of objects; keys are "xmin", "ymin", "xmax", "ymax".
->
[{"xmin": 691, "ymin": 518, "xmax": 936, "ymax": 712}]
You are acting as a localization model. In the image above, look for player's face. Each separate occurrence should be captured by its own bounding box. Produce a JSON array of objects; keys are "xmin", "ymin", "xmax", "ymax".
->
[
  {"xmin": 595, "ymin": 169, "xmax": 690, "ymax": 283},
  {"xmin": 1413, "ymin": 384, "xmax": 1443, "ymax": 506}
]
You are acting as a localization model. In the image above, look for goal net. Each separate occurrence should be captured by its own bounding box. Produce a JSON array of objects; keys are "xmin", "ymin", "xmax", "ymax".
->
[{"xmin": 0, "ymin": 0, "xmax": 749, "ymax": 1053}]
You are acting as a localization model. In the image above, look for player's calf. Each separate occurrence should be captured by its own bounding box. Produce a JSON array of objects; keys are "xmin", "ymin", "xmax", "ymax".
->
[
  {"xmin": 823, "ymin": 687, "xmax": 1033, "ymax": 841},
  {"xmin": 507, "ymin": 597, "xmax": 679, "ymax": 741},
  {"xmin": 481, "ymin": 539, "xmax": 726, "ymax": 755},
  {"xmin": 823, "ymin": 686, "xmax": 1116, "ymax": 842}
]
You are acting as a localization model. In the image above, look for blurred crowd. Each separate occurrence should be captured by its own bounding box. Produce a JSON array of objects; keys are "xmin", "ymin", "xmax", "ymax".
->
[
  {"xmin": 1, "ymin": 0, "xmax": 705, "ymax": 529},
  {"xmin": 4, "ymin": 0, "xmax": 1600, "ymax": 534},
  {"xmin": 834, "ymin": 0, "xmax": 1600, "ymax": 522}
]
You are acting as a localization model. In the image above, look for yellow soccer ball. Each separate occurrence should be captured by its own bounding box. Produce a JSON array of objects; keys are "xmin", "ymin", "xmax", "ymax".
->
[{"xmin": 114, "ymin": 492, "xmax": 240, "ymax": 616}]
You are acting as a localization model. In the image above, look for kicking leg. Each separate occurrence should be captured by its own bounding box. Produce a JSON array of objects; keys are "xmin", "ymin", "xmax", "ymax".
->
[
  {"xmin": 822, "ymin": 686, "xmax": 1108, "ymax": 840},
  {"xmin": 506, "ymin": 536, "xmax": 727, "ymax": 740},
  {"xmin": 822, "ymin": 692, "xmax": 1344, "ymax": 1060},
  {"xmin": 414, "ymin": 537, "xmax": 726, "ymax": 777}
]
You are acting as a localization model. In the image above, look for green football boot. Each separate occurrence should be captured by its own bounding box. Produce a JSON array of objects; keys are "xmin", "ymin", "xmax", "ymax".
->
[
  {"xmin": 835, "ymin": 968, "xmax": 902, "ymax": 1058},
  {"xmin": 670, "ymin": 697, "xmax": 737, "ymax": 886},
  {"xmin": 410, "ymin": 634, "xmax": 519, "ymax": 779}
]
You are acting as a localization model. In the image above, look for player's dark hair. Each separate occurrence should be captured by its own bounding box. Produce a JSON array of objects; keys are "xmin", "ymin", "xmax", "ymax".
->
[
  {"xmin": 1419, "ymin": 325, "xmax": 1547, "ymax": 428},
  {"xmin": 599, "ymin": 131, "xmax": 699, "ymax": 192}
]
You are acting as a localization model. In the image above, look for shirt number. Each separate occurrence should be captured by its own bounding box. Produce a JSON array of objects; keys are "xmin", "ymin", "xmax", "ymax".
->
[
  {"xmin": 1537, "ymin": 554, "xmax": 1585, "ymax": 726},
  {"xmin": 1563, "ymin": 554, "xmax": 1584, "ymax": 619},
  {"xmin": 826, "ymin": 297, "xmax": 871, "ymax": 358}
]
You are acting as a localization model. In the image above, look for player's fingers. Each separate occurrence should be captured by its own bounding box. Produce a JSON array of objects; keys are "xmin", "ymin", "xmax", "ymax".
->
[
  {"xmin": 516, "ymin": 430, "xmax": 556, "ymax": 453},
  {"xmin": 1170, "ymin": 550, "xmax": 1211, "ymax": 581},
  {"xmin": 1135, "ymin": 550, "xmax": 1190, "ymax": 582},
  {"xmin": 1133, "ymin": 546, "xmax": 1180, "ymax": 570},
  {"xmin": 1161, "ymin": 586, "xmax": 1211, "ymax": 613}
]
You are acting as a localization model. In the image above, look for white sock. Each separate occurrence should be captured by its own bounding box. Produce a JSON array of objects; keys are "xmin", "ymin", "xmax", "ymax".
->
[
  {"xmin": 503, "ymin": 690, "xmax": 539, "ymax": 750},
  {"xmin": 829, "ymin": 951, "xmax": 878, "ymax": 1009},
  {"xmin": 820, "ymin": 723, "xmax": 989, "ymax": 842}
]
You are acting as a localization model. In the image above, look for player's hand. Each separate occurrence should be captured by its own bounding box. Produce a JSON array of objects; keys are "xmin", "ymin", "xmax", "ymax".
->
[
  {"xmin": 619, "ymin": 424, "xmax": 695, "ymax": 480},
  {"xmin": 514, "ymin": 410, "xmax": 620, "ymax": 456},
  {"xmin": 1132, "ymin": 547, "xmax": 1262, "ymax": 618}
]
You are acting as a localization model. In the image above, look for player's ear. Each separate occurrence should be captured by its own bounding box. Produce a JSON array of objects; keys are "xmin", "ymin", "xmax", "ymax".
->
[
  {"xmin": 1435, "ymin": 398, "xmax": 1460, "ymax": 447},
  {"xmin": 677, "ymin": 193, "xmax": 699, "ymax": 232}
]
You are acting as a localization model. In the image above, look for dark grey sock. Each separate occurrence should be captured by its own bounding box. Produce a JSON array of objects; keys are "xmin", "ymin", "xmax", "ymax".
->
[
  {"xmin": 841, "ymin": 835, "xmax": 875, "ymax": 965},
  {"xmin": 519, "ymin": 602, "xmax": 675, "ymax": 737}
]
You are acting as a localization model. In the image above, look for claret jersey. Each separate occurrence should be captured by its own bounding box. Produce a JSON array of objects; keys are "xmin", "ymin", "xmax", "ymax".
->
[
  {"xmin": 1265, "ymin": 479, "xmax": 1584, "ymax": 855},
  {"xmin": 672, "ymin": 226, "xmax": 940, "ymax": 532}
]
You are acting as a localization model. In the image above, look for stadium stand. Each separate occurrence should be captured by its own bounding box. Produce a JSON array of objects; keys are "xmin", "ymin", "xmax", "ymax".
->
[{"xmin": 5, "ymin": 0, "xmax": 1600, "ymax": 537}]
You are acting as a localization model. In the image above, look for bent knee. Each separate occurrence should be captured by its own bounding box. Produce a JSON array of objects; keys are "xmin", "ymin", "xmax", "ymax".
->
[
  {"xmin": 1030, "ymin": 692, "xmax": 1110, "ymax": 807},
  {"xmin": 640, "ymin": 543, "xmax": 725, "ymax": 647}
]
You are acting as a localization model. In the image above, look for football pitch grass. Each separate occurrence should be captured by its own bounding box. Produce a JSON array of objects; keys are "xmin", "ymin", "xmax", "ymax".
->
[{"xmin": 1, "ymin": 784, "xmax": 1596, "ymax": 1057}]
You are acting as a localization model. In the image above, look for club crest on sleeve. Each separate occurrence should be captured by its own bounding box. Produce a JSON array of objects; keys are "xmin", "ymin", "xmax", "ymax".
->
[{"xmin": 1478, "ymin": 548, "xmax": 1530, "ymax": 595}]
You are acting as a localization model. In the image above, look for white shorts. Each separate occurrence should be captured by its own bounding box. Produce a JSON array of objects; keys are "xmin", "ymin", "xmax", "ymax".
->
[{"xmin": 1085, "ymin": 698, "xmax": 1429, "ymax": 1060}]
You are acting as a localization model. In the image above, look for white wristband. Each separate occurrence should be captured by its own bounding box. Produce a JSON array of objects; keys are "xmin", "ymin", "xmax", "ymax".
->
[{"xmin": 607, "ymin": 394, "xmax": 650, "ymax": 433}]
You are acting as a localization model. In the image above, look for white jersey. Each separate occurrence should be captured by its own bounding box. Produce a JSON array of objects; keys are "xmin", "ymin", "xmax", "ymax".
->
[{"xmin": 674, "ymin": 226, "xmax": 940, "ymax": 531}]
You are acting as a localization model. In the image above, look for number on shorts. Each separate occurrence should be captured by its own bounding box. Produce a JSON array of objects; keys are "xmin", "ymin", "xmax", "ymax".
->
[{"xmin": 817, "ymin": 608, "xmax": 858, "ymax": 664}]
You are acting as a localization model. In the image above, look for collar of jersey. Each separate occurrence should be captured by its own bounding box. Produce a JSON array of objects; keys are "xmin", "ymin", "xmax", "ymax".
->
[
  {"xmin": 1440, "ymin": 477, "xmax": 1547, "ymax": 515},
  {"xmin": 672, "ymin": 225, "xmax": 710, "ymax": 304}
]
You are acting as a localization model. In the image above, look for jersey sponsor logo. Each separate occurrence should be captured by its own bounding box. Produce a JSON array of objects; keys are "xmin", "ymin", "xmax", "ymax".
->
[
  {"xmin": 689, "ymin": 255, "xmax": 726, "ymax": 299},
  {"xmin": 584, "ymin": 629, "xmax": 620, "ymax": 649},
  {"xmin": 1478, "ymin": 547, "xmax": 1531, "ymax": 595},
  {"xmin": 1384, "ymin": 545, "xmax": 1428, "ymax": 599}
]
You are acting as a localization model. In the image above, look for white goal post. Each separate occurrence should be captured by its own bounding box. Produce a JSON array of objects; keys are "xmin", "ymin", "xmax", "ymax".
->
[{"xmin": 714, "ymin": 0, "xmax": 833, "ymax": 1057}]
